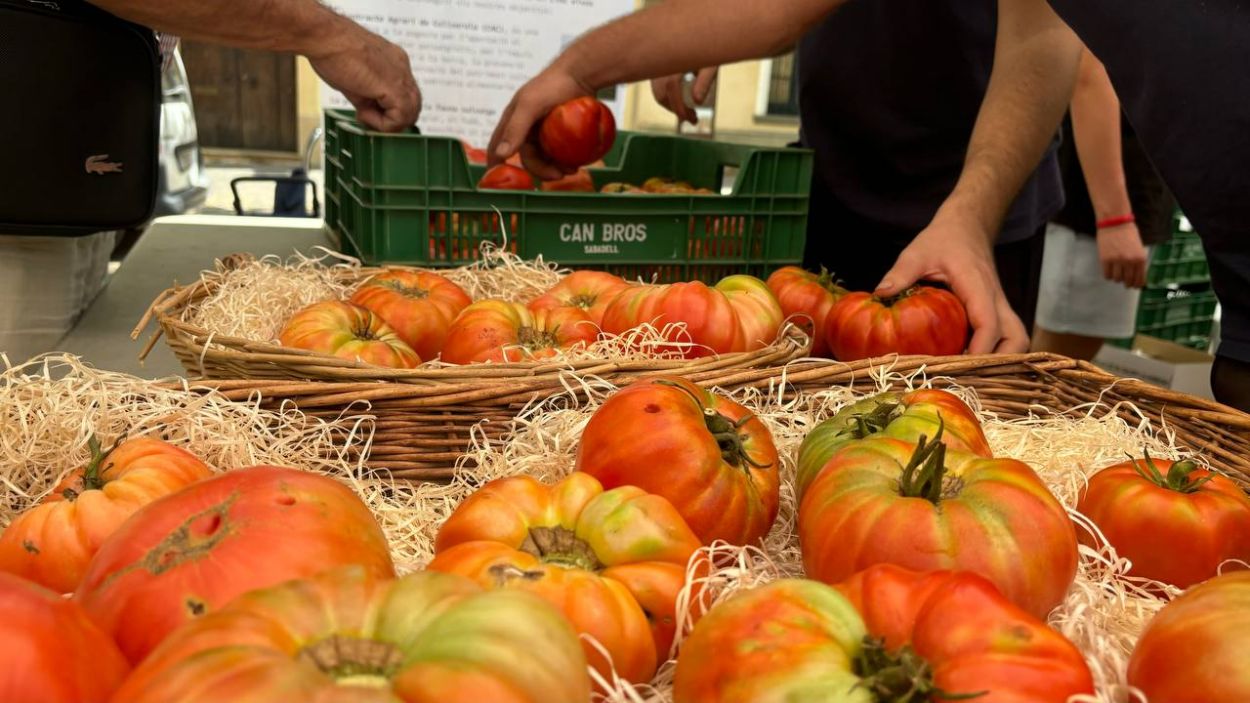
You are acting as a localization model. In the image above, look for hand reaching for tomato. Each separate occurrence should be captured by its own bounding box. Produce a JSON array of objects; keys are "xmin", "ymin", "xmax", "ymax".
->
[{"xmin": 488, "ymin": 70, "xmax": 597, "ymax": 180}]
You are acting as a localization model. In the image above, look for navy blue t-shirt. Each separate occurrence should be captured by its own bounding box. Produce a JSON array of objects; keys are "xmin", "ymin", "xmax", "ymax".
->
[
  {"xmin": 797, "ymin": 0, "xmax": 1063, "ymax": 247},
  {"xmin": 1048, "ymin": 0, "xmax": 1250, "ymax": 362}
]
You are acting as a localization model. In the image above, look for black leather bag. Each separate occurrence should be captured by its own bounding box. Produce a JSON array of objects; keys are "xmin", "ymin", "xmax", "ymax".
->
[{"xmin": 0, "ymin": 0, "xmax": 160, "ymax": 236}]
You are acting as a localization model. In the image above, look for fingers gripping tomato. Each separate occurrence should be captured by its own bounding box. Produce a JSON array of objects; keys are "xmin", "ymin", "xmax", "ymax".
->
[
  {"xmin": 765, "ymin": 266, "xmax": 849, "ymax": 357},
  {"xmin": 576, "ymin": 376, "xmax": 780, "ymax": 546},
  {"xmin": 429, "ymin": 473, "xmax": 701, "ymax": 684},
  {"xmin": 528, "ymin": 270, "xmax": 631, "ymax": 326},
  {"xmin": 825, "ymin": 285, "xmax": 969, "ymax": 360},
  {"xmin": 349, "ymin": 270, "xmax": 471, "ymax": 362},
  {"xmin": 279, "ymin": 300, "xmax": 421, "ymax": 368},
  {"xmin": 538, "ymin": 97, "xmax": 617, "ymax": 169}
]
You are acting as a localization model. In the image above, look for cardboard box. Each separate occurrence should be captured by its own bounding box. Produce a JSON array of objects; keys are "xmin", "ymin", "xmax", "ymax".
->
[{"xmin": 1092, "ymin": 335, "xmax": 1214, "ymax": 400}]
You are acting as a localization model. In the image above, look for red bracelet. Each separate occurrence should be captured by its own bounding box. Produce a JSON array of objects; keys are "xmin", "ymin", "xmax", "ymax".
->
[{"xmin": 1096, "ymin": 214, "xmax": 1136, "ymax": 230}]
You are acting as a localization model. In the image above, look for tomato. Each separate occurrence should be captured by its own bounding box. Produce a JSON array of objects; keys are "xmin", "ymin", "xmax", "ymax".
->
[
  {"xmin": 110, "ymin": 566, "xmax": 591, "ymax": 703},
  {"xmin": 576, "ymin": 376, "xmax": 779, "ymax": 546},
  {"xmin": 825, "ymin": 285, "xmax": 969, "ymax": 360},
  {"xmin": 795, "ymin": 389, "xmax": 991, "ymax": 498},
  {"xmin": 601, "ymin": 182, "xmax": 645, "ymax": 194},
  {"xmin": 1076, "ymin": 454, "xmax": 1250, "ymax": 588},
  {"xmin": 279, "ymin": 300, "xmax": 421, "ymax": 368},
  {"xmin": 799, "ymin": 430, "xmax": 1077, "ymax": 617},
  {"xmin": 0, "ymin": 437, "xmax": 212, "ymax": 594},
  {"xmin": 528, "ymin": 270, "xmax": 630, "ymax": 326},
  {"xmin": 540, "ymin": 168, "xmax": 596, "ymax": 192},
  {"xmin": 0, "ymin": 572, "xmax": 129, "ymax": 703},
  {"xmin": 74, "ymin": 466, "xmax": 395, "ymax": 664},
  {"xmin": 349, "ymin": 270, "xmax": 471, "ymax": 362},
  {"xmin": 460, "ymin": 139, "xmax": 488, "ymax": 165},
  {"xmin": 538, "ymin": 97, "xmax": 616, "ymax": 168},
  {"xmin": 441, "ymin": 300, "xmax": 598, "ymax": 364},
  {"xmin": 674, "ymin": 567, "xmax": 1093, "ymax": 703},
  {"xmin": 599, "ymin": 284, "xmax": 663, "ymax": 332},
  {"xmin": 765, "ymin": 266, "xmax": 848, "ymax": 357},
  {"xmin": 1128, "ymin": 571, "xmax": 1250, "ymax": 702},
  {"xmin": 478, "ymin": 163, "xmax": 534, "ymax": 190},
  {"xmin": 715, "ymin": 275, "xmax": 784, "ymax": 351},
  {"xmin": 429, "ymin": 473, "xmax": 700, "ymax": 684},
  {"xmin": 601, "ymin": 281, "xmax": 744, "ymax": 358}
]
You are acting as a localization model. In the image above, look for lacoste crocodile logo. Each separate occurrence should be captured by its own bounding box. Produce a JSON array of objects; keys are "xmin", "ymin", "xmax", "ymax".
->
[{"xmin": 85, "ymin": 154, "xmax": 124, "ymax": 175}]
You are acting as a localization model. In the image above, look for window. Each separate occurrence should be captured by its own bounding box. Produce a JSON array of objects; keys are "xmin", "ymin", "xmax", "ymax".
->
[{"xmin": 763, "ymin": 52, "xmax": 800, "ymax": 117}]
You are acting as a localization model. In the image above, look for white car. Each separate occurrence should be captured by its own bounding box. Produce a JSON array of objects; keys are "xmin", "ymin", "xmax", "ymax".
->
[{"xmin": 154, "ymin": 47, "xmax": 209, "ymax": 216}]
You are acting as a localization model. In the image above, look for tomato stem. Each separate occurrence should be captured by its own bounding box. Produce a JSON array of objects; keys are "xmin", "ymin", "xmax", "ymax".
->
[
  {"xmin": 66, "ymin": 434, "xmax": 122, "ymax": 499},
  {"xmin": 657, "ymin": 380, "xmax": 773, "ymax": 472},
  {"xmin": 854, "ymin": 636, "xmax": 985, "ymax": 701},
  {"xmin": 1132, "ymin": 449, "xmax": 1211, "ymax": 494},
  {"xmin": 519, "ymin": 526, "xmax": 602, "ymax": 572},
  {"xmin": 896, "ymin": 417, "xmax": 949, "ymax": 503},
  {"xmin": 298, "ymin": 634, "xmax": 403, "ymax": 683}
]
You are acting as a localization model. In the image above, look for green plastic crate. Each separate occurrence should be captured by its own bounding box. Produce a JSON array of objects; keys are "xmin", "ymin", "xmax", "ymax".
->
[
  {"xmin": 322, "ymin": 109, "xmax": 813, "ymax": 283},
  {"xmin": 1135, "ymin": 287, "xmax": 1219, "ymax": 327}
]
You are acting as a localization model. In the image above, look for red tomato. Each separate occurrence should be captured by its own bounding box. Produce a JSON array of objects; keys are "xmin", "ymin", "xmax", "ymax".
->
[
  {"xmin": 600, "ymin": 281, "xmax": 744, "ymax": 358},
  {"xmin": 0, "ymin": 572, "xmax": 130, "ymax": 703},
  {"xmin": 0, "ymin": 437, "xmax": 212, "ymax": 594},
  {"xmin": 799, "ymin": 430, "xmax": 1077, "ymax": 617},
  {"xmin": 1128, "ymin": 571, "xmax": 1250, "ymax": 702},
  {"xmin": 429, "ymin": 473, "xmax": 701, "ymax": 684},
  {"xmin": 766, "ymin": 266, "xmax": 849, "ymax": 357},
  {"xmin": 674, "ymin": 567, "xmax": 1093, "ymax": 703},
  {"xmin": 110, "ymin": 567, "xmax": 591, "ymax": 703},
  {"xmin": 540, "ymin": 168, "xmax": 596, "ymax": 192},
  {"xmin": 460, "ymin": 139, "xmax": 488, "ymax": 165},
  {"xmin": 528, "ymin": 270, "xmax": 630, "ymax": 326},
  {"xmin": 825, "ymin": 285, "xmax": 969, "ymax": 360},
  {"xmin": 715, "ymin": 275, "xmax": 784, "ymax": 351},
  {"xmin": 279, "ymin": 300, "xmax": 421, "ymax": 368},
  {"xmin": 538, "ymin": 97, "xmax": 616, "ymax": 168},
  {"xmin": 441, "ymin": 300, "xmax": 598, "ymax": 364},
  {"xmin": 1077, "ymin": 454, "xmax": 1250, "ymax": 588},
  {"xmin": 478, "ymin": 163, "xmax": 534, "ymax": 190},
  {"xmin": 349, "ymin": 270, "xmax": 471, "ymax": 362},
  {"xmin": 576, "ymin": 376, "xmax": 780, "ymax": 546},
  {"xmin": 74, "ymin": 466, "xmax": 396, "ymax": 664}
]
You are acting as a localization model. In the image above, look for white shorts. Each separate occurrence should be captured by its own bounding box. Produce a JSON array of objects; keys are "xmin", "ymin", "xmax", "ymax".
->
[{"xmin": 1035, "ymin": 223, "xmax": 1147, "ymax": 338}]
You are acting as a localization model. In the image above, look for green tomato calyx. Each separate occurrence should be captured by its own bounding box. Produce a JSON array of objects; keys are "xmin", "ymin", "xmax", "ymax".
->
[
  {"xmin": 298, "ymin": 634, "xmax": 403, "ymax": 685},
  {"xmin": 517, "ymin": 325, "xmax": 558, "ymax": 352},
  {"xmin": 896, "ymin": 417, "xmax": 959, "ymax": 504},
  {"xmin": 854, "ymin": 636, "xmax": 985, "ymax": 701},
  {"xmin": 657, "ymin": 379, "xmax": 773, "ymax": 472},
  {"xmin": 64, "ymin": 434, "xmax": 124, "ymax": 499},
  {"xmin": 518, "ymin": 526, "xmax": 602, "ymax": 572},
  {"xmin": 1133, "ymin": 450, "xmax": 1211, "ymax": 494}
]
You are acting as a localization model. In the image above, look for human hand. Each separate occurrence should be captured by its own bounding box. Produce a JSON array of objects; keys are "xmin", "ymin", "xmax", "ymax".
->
[
  {"xmin": 875, "ymin": 219, "xmax": 1028, "ymax": 355},
  {"xmin": 487, "ymin": 68, "xmax": 593, "ymax": 181},
  {"xmin": 1096, "ymin": 223, "xmax": 1148, "ymax": 289},
  {"xmin": 310, "ymin": 27, "xmax": 420, "ymax": 133},
  {"xmin": 650, "ymin": 67, "xmax": 718, "ymax": 124}
]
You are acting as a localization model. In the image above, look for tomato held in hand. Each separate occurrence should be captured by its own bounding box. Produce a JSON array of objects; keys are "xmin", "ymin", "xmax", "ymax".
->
[
  {"xmin": 1129, "ymin": 571, "xmax": 1250, "ymax": 702},
  {"xmin": 576, "ymin": 376, "xmax": 779, "ymax": 546},
  {"xmin": 529, "ymin": 270, "xmax": 630, "ymax": 326},
  {"xmin": 715, "ymin": 275, "xmax": 784, "ymax": 351},
  {"xmin": 441, "ymin": 300, "xmax": 598, "ymax": 364},
  {"xmin": 799, "ymin": 428, "xmax": 1077, "ymax": 617},
  {"xmin": 279, "ymin": 300, "xmax": 421, "ymax": 368},
  {"xmin": 539, "ymin": 97, "xmax": 616, "ymax": 169},
  {"xmin": 478, "ymin": 163, "xmax": 534, "ymax": 190},
  {"xmin": 1076, "ymin": 453, "xmax": 1250, "ymax": 588},
  {"xmin": 825, "ymin": 285, "xmax": 969, "ymax": 360},
  {"xmin": 766, "ymin": 266, "xmax": 848, "ymax": 357},
  {"xmin": 429, "ymin": 473, "xmax": 701, "ymax": 684},
  {"xmin": 349, "ymin": 270, "xmax": 471, "ymax": 362}
]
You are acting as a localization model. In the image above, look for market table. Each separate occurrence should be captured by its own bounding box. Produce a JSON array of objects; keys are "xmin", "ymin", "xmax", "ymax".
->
[{"xmin": 58, "ymin": 215, "xmax": 333, "ymax": 378}]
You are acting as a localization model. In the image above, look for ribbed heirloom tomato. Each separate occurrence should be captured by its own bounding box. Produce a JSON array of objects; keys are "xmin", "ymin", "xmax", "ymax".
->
[
  {"xmin": 825, "ymin": 285, "xmax": 969, "ymax": 360},
  {"xmin": 0, "ymin": 437, "xmax": 212, "ymax": 593},
  {"xmin": 0, "ymin": 572, "xmax": 130, "ymax": 703},
  {"xmin": 601, "ymin": 281, "xmax": 744, "ymax": 358},
  {"xmin": 441, "ymin": 300, "xmax": 598, "ymax": 363},
  {"xmin": 576, "ymin": 376, "xmax": 779, "ymax": 546},
  {"xmin": 795, "ymin": 389, "xmax": 991, "ymax": 497},
  {"xmin": 74, "ymin": 466, "xmax": 395, "ymax": 664},
  {"xmin": 1128, "ymin": 571, "xmax": 1250, "ymax": 702},
  {"xmin": 766, "ymin": 266, "xmax": 849, "ymax": 357},
  {"xmin": 715, "ymin": 275, "xmax": 784, "ymax": 351},
  {"xmin": 349, "ymin": 270, "xmax": 471, "ymax": 361},
  {"xmin": 528, "ymin": 270, "xmax": 630, "ymax": 326},
  {"xmin": 110, "ymin": 567, "xmax": 591, "ymax": 703},
  {"xmin": 799, "ymin": 427, "xmax": 1077, "ymax": 617},
  {"xmin": 279, "ymin": 300, "xmax": 420, "ymax": 368},
  {"xmin": 1077, "ymin": 453, "xmax": 1250, "ymax": 588},
  {"xmin": 539, "ymin": 96, "xmax": 616, "ymax": 168},
  {"xmin": 673, "ymin": 566, "xmax": 1094, "ymax": 703},
  {"xmin": 478, "ymin": 163, "xmax": 534, "ymax": 190},
  {"xmin": 428, "ymin": 473, "xmax": 701, "ymax": 684}
]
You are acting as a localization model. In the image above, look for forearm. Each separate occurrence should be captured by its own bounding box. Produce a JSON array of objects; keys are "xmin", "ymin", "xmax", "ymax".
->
[
  {"xmin": 934, "ymin": 0, "xmax": 1081, "ymax": 243},
  {"xmin": 85, "ymin": 0, "xmax": 359, "ymax": 58},
  {"xmin": 1069, "ymin": 49, "xmax": 1130, "ymax": 220}
]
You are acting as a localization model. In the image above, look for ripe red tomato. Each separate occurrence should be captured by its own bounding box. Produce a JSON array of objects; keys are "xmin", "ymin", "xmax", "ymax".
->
[
  {"xmin": 0, "ymin": 572, "xmax": 130, "ymax": 703},
  {"xmin": 765, "ymin": 266, "xmax": 848, "ymax": 357},
  {"xmin": 528, "ymin": 270, "xmax": 630, "ymax": 326},
  {"xmin": 1128, "ymin": 571, "xmax": 1250, "ymax": 702},
  {"xmin": 600, "ymin": 281, "xmax": 744, "ymax": 358},
  {"xmin": 279, "ymin": 300, "xmax": 421, "ymax": 368},
  {"xmin": 715, "ymin": 275, "xmax": 784, "ymax": 351},
  {"xmin": 110, "ymin": 567, "xmax": 592, "ymax": 703},
  {"xmin": 441, "ymin": 300, "xmax": 598, "ymax": 364},
  {"xmin": 429, "ymin": 473, "xmax": 701, "ymax": 684},
  {"xmin": 74, "ymin": 466, "xmax": 395, "ymax": 664},
  {"xmin": 576, "ymin": 376, "xmax": 780, "ymax": 546},
  {"xmin": 799, "ymin": 430, "xmax": 1077, "ymax": 617},
  {"xmin": 0, "ymin": 437, "xmax": 212, "ymax": 594},
  {"xmin": 825, "ymin": 285, "xmax": 969, "ymax": 360},
  {"xmin": 540, "ymin": 168, "xmax": 596, "ymax": 192},
  {"xmin": 1076, "ymin": 454, "xmax": 1250, "ymax": 588},
  {"xmin": 538, "ymin": 97, "xmax": 616, "ymax": 168},
  {"xmin": 349, "ymin": 270, "xmax": 471, "ymax": 362},
  {"xmin": 460, "ymin": 139, "xmax": 488, "ymax": 164},
  {"xmin": 478, "ymin": 163, "xmax": 534, "ymax": 190},
  {"xmin": 674, "ymin": 567, "xmax": 1093, "ymax": 703}
]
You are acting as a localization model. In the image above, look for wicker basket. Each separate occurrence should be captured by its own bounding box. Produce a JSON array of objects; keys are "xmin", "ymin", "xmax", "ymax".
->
[{"xmin": 182, "ymin": 352, "xmax": 1250, "ymax": 484}]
